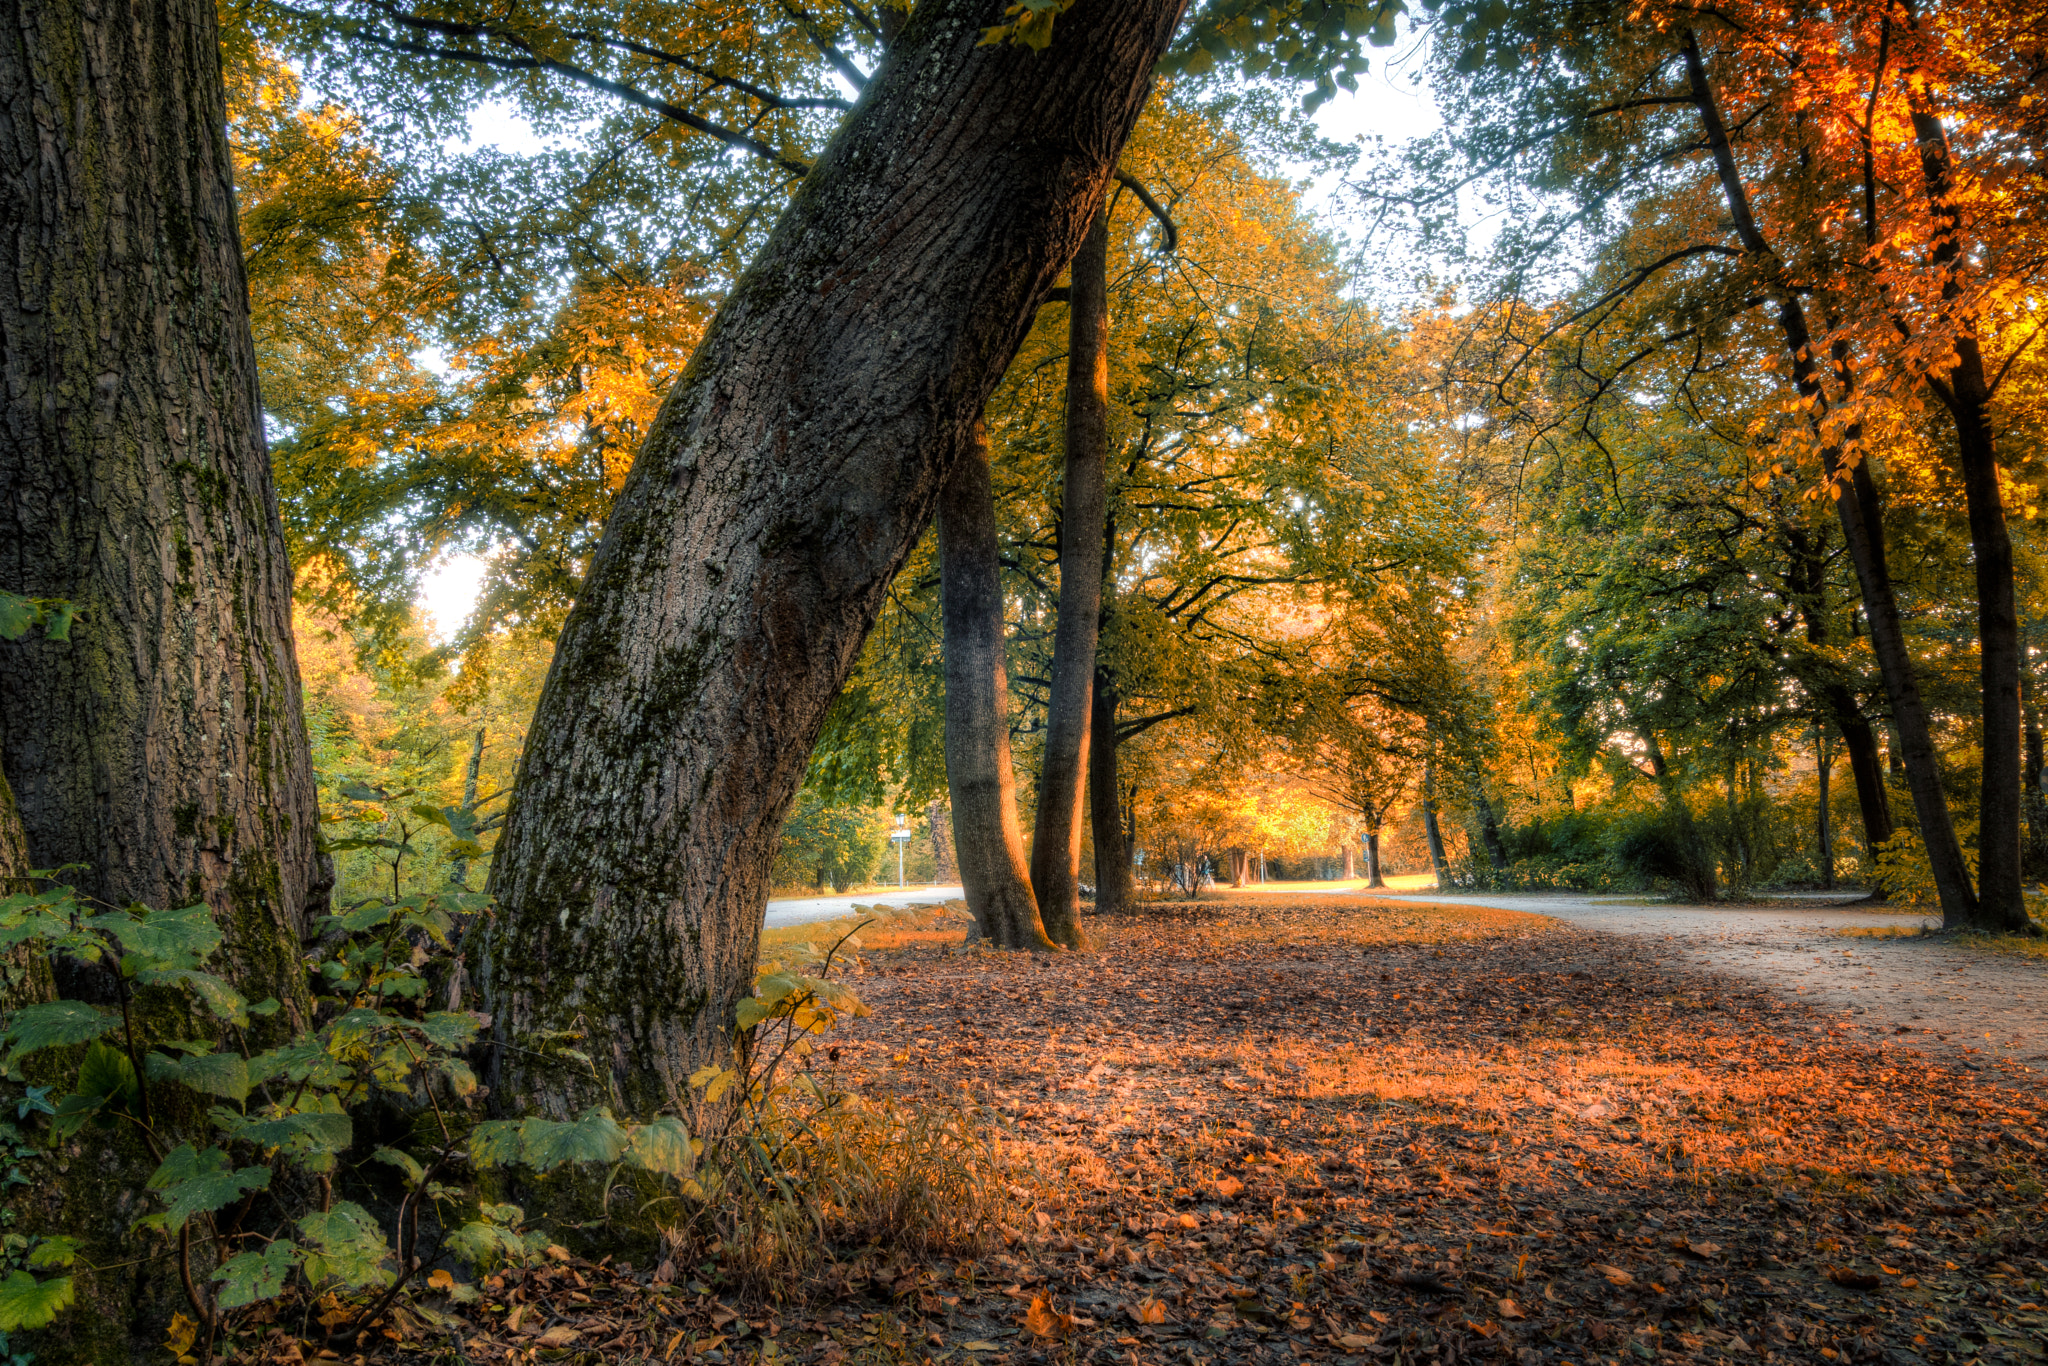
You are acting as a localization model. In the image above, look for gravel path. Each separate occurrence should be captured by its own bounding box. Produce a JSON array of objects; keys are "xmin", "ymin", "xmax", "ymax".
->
[{"xmin": 1362, "ymin": 887, "xmax": 2048, "ymax": 1075}]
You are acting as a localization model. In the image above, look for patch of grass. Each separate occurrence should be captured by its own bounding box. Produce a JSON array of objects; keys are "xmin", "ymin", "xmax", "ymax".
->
[{"xmin": 1951, "ymin": 928, "xmax": 2048, "ymax": 960}]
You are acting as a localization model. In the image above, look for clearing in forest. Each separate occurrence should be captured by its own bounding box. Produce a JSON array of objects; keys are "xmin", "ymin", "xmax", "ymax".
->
[{"xmin": 417, "ymin": 896, "xmax": 2045, "ymax": 1366}]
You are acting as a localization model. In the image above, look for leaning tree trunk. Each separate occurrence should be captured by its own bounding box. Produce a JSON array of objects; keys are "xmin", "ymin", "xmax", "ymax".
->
[
  {"xmin": 0, "ymin": 0, "xmax": 326, "ymax": 1354},
  {"xmin": 1030, "ymin": 207, "xmax": 1111, "ymax": 949},
  {"xmin": 1683, "ymin": 30, "xmax": 1975, "ymax": 925},
  {"xmin": 1087, "ymin": 667, "xmax": 1131, "ymax": 915},
  {"xmin": 939, "ymin": 424, "xmax": 1056, "ymax": 952},
  {"xmin": 476, "ymin": 0, "xmax": 1179, "ymax": 1115}
]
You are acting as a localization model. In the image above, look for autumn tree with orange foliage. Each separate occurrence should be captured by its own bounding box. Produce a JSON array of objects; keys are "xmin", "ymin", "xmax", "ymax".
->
[{"xmin": 1394, "ymin": 0, "xmax": 2048, "ymax": 929}]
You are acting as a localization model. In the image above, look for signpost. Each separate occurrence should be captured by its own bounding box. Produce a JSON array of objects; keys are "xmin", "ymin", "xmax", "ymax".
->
[{"xmin": 891, "ymin": 814, "xmax": 911, "ymax": 887}]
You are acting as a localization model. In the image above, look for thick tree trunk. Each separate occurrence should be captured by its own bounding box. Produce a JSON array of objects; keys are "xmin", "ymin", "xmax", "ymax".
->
[
  {"xmin": 477, "ymin": 0, "xmax": 1178, "ymax": 1115},
  {"xmin": 938, "ymin": 425, "xmax": 1055, "ymax": 951},
  {"xmin": 1364, "ymin": 829, "xmax": 1385, "ymax": 889},
  {"xmin": 0, "ymin": 0, "xmax": 326, "ymax": 1353},
  {"xmin": 1031, "ymin": 208, "xmax": 1110, "ymax": 949},
  {"xmin": 1903, "ymin": 99, "xmax": 2026, "ymax": 930},
  {"xmin": 0, "ymin": 0, "xmax": 325, "ymax": 993},
  {"xmin": 927, "ymin": 800, "xmax": 956, "ymax": 885},
  {"xmin": 1087, "ymin": 669, "xmax": 1130, "ymax": 915},
  {"xmin": 1683, "ymin": 30, "xmax": 1976, "ymax": 925}
]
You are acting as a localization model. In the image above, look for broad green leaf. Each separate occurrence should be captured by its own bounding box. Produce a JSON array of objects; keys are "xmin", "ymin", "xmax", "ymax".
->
[
  {"xmin": 444, "ymin": 1219, "xmax": 533, "ymax": 1270},
  {"xmin": 337, "ymin": 779, "xmax": 389, "ymax": 802},
  {"xmin": 0, "ymin": 1271, "xmax": 73, "ymax": 1330},
  {"xmin": 246, "ymin": 998, "xmax": 281, "ymax": 1018},
  {"xmin": 147, "ymin": 1144, "xmax": 271, "ymax": 1232},
  {"xmin": 211, "ymin": 1240, "xmax": 297, "ymax": 1309},
  {"xmin": 146, "ymin": 1050, "xmax": 251, "ymax": 1102},
  {"xmin": 438, "ymin": 1057, "xmax": 478, "ymax": 1097},
  {"xmin": 371, "ymin": 1147, "xmax": 425, "ymax": 1184},
  {"xmin": 0, "ymin": 593, "xmax": 34, "ymax": 642},
  {"xmin": 409, "ymin": 803, "xmax": 451, "ymax": 828},
  {"xmin": 139, "ymin": 968, "xmax": 246, "ymax": 1024},
  {"xmin": 85, "ymin": 904, "xmax": 221, "ymax": 970},
  {"xmin": 625, "ymin": 1117, "xmax": 695, "ymax": 1178},
  {"xmin": 217, "ymin": 1108, "xmax": 352, "ymax": 1165},
  {"xmin": 298, "ymin": 1202, "xmax": 393, "ymax": 1290},
  {"xmin": 468, "ymin": 1121, "xmax": 524, "ymax": 1169},
  {"xmin": 26, "ymin": 1237, "xmax": 79, "ymax": 1269},
  {"xmin": 1, "ymin": 1001, "xmax": 120, "ymax": 1065},
  {"xmin": 521, "ymin": 1110, "xmax": 628, "ymax": 1169},
  {"xmin": 75, "ymin": 1039, "xmax": 138, "ymax": 1108}
]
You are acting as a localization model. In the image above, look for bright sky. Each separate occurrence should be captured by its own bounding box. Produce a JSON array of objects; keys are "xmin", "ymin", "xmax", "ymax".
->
[{"xmin": 413, "ymin": 53, "xmax": 1448, "ymax": 641}]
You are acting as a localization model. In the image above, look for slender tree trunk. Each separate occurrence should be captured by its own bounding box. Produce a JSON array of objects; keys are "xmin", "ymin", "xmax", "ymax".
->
[
  {"xmin": 1342, "ymin": 841, "xmax": 1357, "ymax": 880},
  {"xmin": 1816, "ymin": 725, "xmax": 1835, "ymax": 891},
  {"xmin": 1725, "ymin": 766, "xmax": 1751, "ymax": 885},
  {"xmin": 1087, "ymin": 669, "xmax": 1129, "ymax": 914},
  {"xmin": 1683, "ymin": 30, "xmax": 1976, "ymax": 926},
  {"xmin": 1422, "ymin": 801, "xmax": 1450, "ymax": 888},
  {"xmin": 0, "ymin": 0, "xmax": 326, "ymax": 1352},
  {"xmin": 478, "ymin": 0, "xmax": 1178, "ymax": 1115},
  {"xmin": 1904, "ymin": 100, "xmax": 2026, "ymax": 930},
  {"xmin": 1031, "ymin": 207, "xmax": 1110, "ymax": 948},
  {"xmin": 1364, "ymin": 828, "xmax": 1385, "ymax": 889},
  {"xmin": 2025, "ymin": 677, "xmax": 2048, "ymax": 883},
  {"xmin": 1471, "ymin": 783, "xmax": 1510, "ymax": 873},
  {"xmin": 449, "ymin": 726, "xmax": 487, "ymax": 889},
  {"xmin": 927, "ymin": 800, "xmax": 956, "ymax": 885},
  {"xmin": 939, "ymin": 423, "xmax": 1057, "ymax": 952}
]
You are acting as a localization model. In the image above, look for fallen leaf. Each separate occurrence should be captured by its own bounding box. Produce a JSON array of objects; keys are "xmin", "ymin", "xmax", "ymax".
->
[
  {"xmin": 1130, "ymin": 1299, "xmax": 1169, "ymax": 1325},
  {"xmin": 1684, "ymin": 1241, "xmax": 1722, "ymax": 1260},
  {"xmin": 1468, "ymin": 1320, "xmax": 1500, "ymax": 1338},
  {"xmin": 1595, "ymin": 1265, "xmax": 1635, "ymax": 1287},
  {"xmin": 961, "ymin": 1343, "xmax": 1002, "ymax": 1353},
  {"xmin": 543, "ymin": 1245, "xmax": 571, "ymax": 1263},
  {"xmin": 1337, "ymin": 1333, "xmax": 1377, "ymax": 1350},
  {"xmin": 1023, "ymin": 1296, "xmax": 1075, "ymax": 1340},
  {"xmin": 1216, "ymin": 1176, "xmax": 1245, "ymax": 1199},
  {"xmin": 535, "ymin": 1326, "xmax": 581, "ymax": 1348},
  {"xmin": 427, "ymin": 1269, "xmax": 455, "ymax": 1292},
  {"xmin": 1498, "ymin": 1299, "xmax": 1526, "ymax": 1320}
]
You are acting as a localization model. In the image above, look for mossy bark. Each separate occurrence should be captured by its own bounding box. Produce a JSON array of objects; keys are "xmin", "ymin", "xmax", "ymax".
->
[
  {"xmin": 0, "ymin": 0, "xmax": 326, "ymax": 1354},
  {"xmin": 0, "ymin": 0, "xmax": 326, "ymax": 998},
  {"xmin": 477, "ymin": 0, "xmax": 1178, "ymax": 1113}
]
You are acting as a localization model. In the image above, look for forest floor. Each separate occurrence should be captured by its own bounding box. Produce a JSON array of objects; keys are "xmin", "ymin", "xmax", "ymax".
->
[{"xmin": 361, "ymin": 895, "xmax": 2046, "ymax": 1366}]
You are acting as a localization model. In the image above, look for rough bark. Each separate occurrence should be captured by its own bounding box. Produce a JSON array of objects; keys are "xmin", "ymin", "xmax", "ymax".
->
[
  {"xmin": 938, "ymin": 424, "xmax": 1056, "ymax": 952},
  {"xmin": 1422, "ymin": 801, "xmax": 1450, "ymax": 888},
  {"xmin": 1363, "ymin": 829, "xmax": 1385, "ymax": 888},
  {"xmin": 1683, "ymin": 30, "xmax": 1976, "ymax": 925},
  {"xmin": 476, "ymin": 0, "xmax": 1179, "ymax": 1114},
  {"xmin": 0, "ymin": 0, "xmax": 326, "ymax": 1352},
  {"xmin": 1030, "ymin": 207, "xmax": 1110, "ymax": 949},
  {"xmin": 0, "ymin": 0, "xmax": 325, "ymax": 998},
  {"xmin": 1904, "ymin": 99, "xmax": 2026, "ymax": 930},
  {"xmin": 926, "ymin": 799, "xmax": 956, "ymax": 885},
  {"xmin": 1087, "ymin": 668, "xmax": 1130, "ymax": 915}
]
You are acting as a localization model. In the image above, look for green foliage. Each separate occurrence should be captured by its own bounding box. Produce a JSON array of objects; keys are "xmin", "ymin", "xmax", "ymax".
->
[
  {"xmin": 772, "ymin": 791, "xmax": 888, "ymax": 893},
  {"xmin": 0, "ymin": 1271, "xmax": 73, "ymax": 1332},
  {"xmin": 0, "ymin": 593, "xmax": 77, "ymax": 644}
]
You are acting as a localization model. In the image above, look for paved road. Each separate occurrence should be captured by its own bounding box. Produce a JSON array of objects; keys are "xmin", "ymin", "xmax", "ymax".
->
[
  {"xmin": 1359, "ymin": 888, "xmax": 2046, "ymax": 1072},
  {"xmin": 764, "ymin": 885, "xmax": 963, "ymax": 929}
]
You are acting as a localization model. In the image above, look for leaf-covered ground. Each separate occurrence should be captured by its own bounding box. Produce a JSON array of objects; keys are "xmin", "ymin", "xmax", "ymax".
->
[{"xmin": 314, "ymin": 895, "xmax": 2046, "ymax": 1366}]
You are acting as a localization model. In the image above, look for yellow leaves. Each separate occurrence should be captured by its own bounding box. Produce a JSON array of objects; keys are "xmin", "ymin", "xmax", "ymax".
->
[
  {"xmin": 978, "ymin": 0, "xmax": 1079, "ymax": 50},
  {"xmin": 427, "ymin": 1268, "xmax": 456, "ymax": 1292},
  {"xmin": 165, "ymin": 1312, "xmax": 199, "ymax": 1362}
]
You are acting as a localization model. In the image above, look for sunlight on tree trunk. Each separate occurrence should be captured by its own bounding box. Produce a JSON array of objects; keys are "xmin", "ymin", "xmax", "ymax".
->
[
  {"xmin": 1032, "ymin": 208, "xmax": 1111, "ymax": 949},
  {"xmin": 1088, "ymin": 669, "xmax": 1131, "ymax": 916},
  {"xmin": 941, "ymin": 422, "xmax": 1057, "ymax": 953}
]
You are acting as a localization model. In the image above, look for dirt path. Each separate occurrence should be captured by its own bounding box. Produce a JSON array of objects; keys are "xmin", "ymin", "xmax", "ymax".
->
[{"xmin": 1359, "ymin": 889, "xmax": 2047, "ymax": 1076}]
